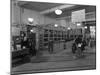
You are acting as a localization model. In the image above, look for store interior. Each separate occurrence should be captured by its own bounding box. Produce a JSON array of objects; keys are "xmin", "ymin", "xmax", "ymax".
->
[{"xmin": 11, "ymin": 0, "xmax": 96, "ymax": 74}]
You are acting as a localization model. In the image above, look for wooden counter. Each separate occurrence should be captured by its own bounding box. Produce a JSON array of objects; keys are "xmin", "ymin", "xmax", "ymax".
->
[{"xmin": 12, "ymin": 49, "xmax": 30, "ymax": 63}]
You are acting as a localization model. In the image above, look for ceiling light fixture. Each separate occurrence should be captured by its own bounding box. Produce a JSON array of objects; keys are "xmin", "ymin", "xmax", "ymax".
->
[
  {"xmin": 84, "ymin": 26, "xmax": 87, "ymax": 29},
  {"xmin": 28, "ymin": 18, "xmax": 34, "ymax": 23},
  {"xmin": 54, "ymin": 24, "xmax": 58, "ymax": 27},
  {"xmin": 55, "ymin": 9, "xmax": 62, "ymax": 15},
  {"xmin": 30, "ymin": 29, "xmax": 34, "ymax": 32},
  {"xmin": 68, "ymin": 27, "xmax": 71, "ymax": 30},
  {"xmin": 77, "ymin": 23, "xmax": 81, "ymax": 26}
]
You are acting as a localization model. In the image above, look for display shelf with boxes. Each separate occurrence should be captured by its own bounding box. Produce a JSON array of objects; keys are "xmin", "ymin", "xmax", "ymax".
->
[
  {"xmin": 39, "ymin": 24, "xmax": 67, "ymax": 49},
  {"xmin": 20, "ymin": 24, "xmax": 83, "ymax": 50}
]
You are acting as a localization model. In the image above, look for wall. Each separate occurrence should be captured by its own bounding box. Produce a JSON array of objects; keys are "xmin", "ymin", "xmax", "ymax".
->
[
  {"xmin": 11, "ymin": 0, "xmax": 57, "ymax": 26},
  {"xmin": 57, "ymin": 17, "xmax": 77, "ymax": 28},
  {"xmin": 11, "ymin": 1, "xmax": 21, "ymax": 25},
  {"xmin": 22, "ymin": 8, "xmax": 57, "ymax": 25}
]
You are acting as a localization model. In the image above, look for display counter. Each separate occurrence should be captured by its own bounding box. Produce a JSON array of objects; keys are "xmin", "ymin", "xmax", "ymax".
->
[{"xmin": 12, "ymin": 49, "xmax": 30, "ymax": 64}]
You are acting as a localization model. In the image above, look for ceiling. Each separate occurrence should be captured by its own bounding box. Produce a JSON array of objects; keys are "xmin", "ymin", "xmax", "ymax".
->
[
  {"xmin": 45, "ymin": 5, "xmax": 96, "ymax": 18},
  {"xmin": 17, "ymin": 1, "xmax": 96, "ymax": 19},
  {"xmin": 18, "ymin": 1, "xmax": 65, "ymax": 11}
]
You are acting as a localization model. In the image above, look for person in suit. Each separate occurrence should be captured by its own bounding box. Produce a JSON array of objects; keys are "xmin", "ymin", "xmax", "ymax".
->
[{"xmin": 28, "ymin": 32, "xmax": 37, "ymax": 56}]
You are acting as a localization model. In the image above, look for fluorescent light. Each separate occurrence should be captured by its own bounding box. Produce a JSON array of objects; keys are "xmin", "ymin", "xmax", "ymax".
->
[
  {"xmin": 84, "ymin": 26, "xmax": 87, "ymax": 29},
  {"xmin": 55, "ymin": 9, "xmax": 62, "ymax": 15},
  {"xmin": 30, "ymin": 29, "xmax": 34, "ymax": 32},
  {"xmin": 28, "ymin": 18, "xmax": 34, "ymax": 23},
  {"xmin": 68, "ymin": 27, "xmax": 71, "ymax": 30},
  {"xmin": 54, "ymin": 24, "xmax": 58, "ymax": 27},
  {"xmin": 77, "ymin": 23, "xmax": 81, "ymax": 26}
]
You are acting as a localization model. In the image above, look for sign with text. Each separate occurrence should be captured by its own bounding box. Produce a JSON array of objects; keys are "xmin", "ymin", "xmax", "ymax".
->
[{"xmin": 71, "ymin": 9, "xmax": 85, "ymax": 23}]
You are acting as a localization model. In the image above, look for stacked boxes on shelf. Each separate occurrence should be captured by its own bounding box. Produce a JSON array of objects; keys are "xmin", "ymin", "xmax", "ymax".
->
[{"xmin": 37, "ymin": 24, "xmax": 68, "ymax": 50}]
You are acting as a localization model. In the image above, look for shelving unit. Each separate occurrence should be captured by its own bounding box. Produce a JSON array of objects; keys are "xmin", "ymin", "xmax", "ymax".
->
[
  {"xmin": 36, "ymin": 24, "xmax": 68, "ymax": 50},
  {"xmin": 12, "ymin": 23, "xmax": 83, "ymax": 51}
]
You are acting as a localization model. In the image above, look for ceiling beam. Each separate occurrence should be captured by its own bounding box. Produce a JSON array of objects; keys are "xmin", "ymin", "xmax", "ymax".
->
[
  {"xmin": 40, "ymin": 5, "xmax": 76, "ymax": 14},
  {"xmin": 17, "ymin": 1, "xmax": 28, "ymax": 6}
]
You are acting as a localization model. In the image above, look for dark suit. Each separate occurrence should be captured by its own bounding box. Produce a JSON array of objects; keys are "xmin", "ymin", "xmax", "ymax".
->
[{"xmin": 28, "ymin": 38, "xmax": 36, "ymax": 56}]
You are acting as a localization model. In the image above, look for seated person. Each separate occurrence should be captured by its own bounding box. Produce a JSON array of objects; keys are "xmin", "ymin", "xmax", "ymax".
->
[
  {"xmin": 75, "ymin": 35, "xmax": 83, "ymax": 44},
  {"xmin": 72, "ymin": 35, "xmax": 86, "ymax": 54}
]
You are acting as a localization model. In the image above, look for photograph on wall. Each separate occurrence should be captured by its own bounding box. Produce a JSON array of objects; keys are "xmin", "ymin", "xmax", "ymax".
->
[{"xmin": 11, "ymin": 0, "xmax": 96, "ymax": 74}]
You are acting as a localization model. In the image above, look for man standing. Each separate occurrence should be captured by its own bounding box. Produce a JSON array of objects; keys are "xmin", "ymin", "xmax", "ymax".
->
[
  {"xmin": 28, "ymin": 32, "xmax": 37, "ymax": 56},
  {"xmin": 48, "ymin": 40, "xmax": 53, "ymax": 54}
]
